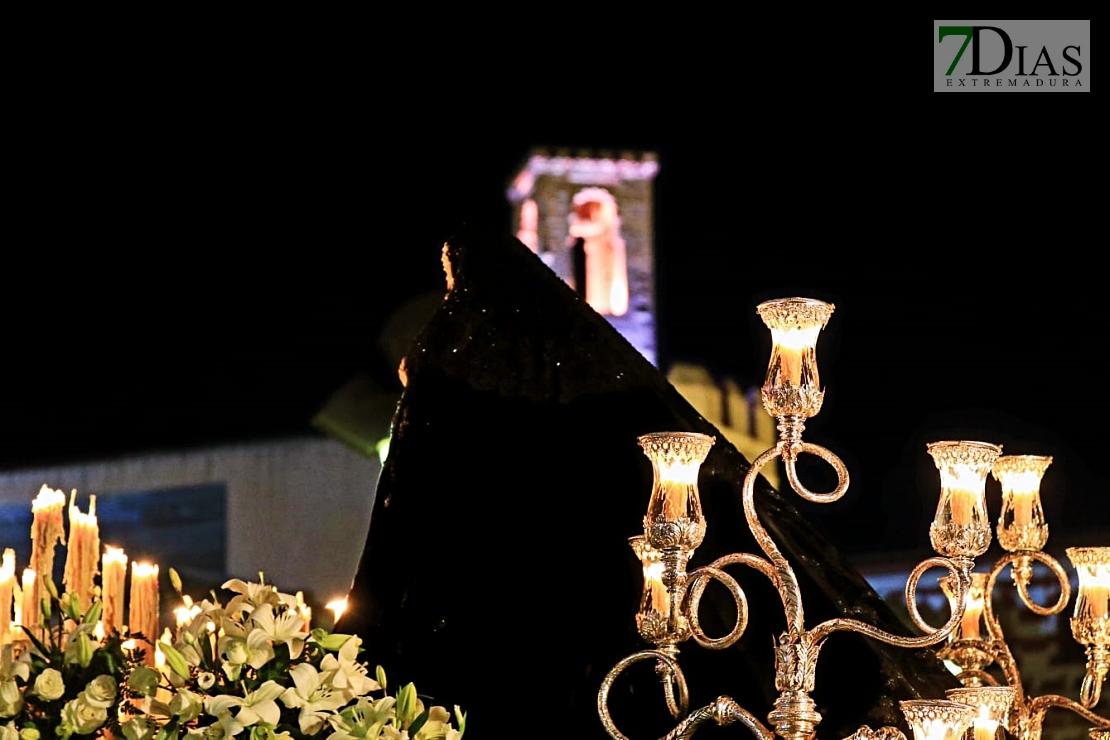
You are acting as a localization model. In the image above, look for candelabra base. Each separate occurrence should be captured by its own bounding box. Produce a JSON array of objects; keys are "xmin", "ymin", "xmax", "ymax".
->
[{"xmin": 767, "ymin": 691, "xmax": 821, "ymax": 740}]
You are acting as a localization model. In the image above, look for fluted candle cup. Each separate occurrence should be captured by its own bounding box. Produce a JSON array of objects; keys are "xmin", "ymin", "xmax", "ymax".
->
[
  {"xmin": 1067, "ymin": 546, "xmax": 1110, "ymax": 707},
  {"xmin": 992, "ymin": 455, "xmax": 1052, "ymax": 552},
  {"xmin": 900, "ymin": 700, "xmax": 978, "ymax": 740},
  {"xmin": 927, "ymin": 441, "xmax": 1002, "ymax": 559},
  {"xmin": 945, "ymin": 686, "xmax": 1015, "ymax": 740},
  {"xmin": 756, "ymin": 297, "xmax": 834, "ymax": 421},
  {"xmin": 640, "ymin": 432, "xmax": 714, "ymax": 553}
]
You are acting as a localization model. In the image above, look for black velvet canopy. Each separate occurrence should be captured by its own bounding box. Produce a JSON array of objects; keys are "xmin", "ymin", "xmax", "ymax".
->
[{"xmin": 337, "ymin": 229, "xmax": 959, "ymax": 738}]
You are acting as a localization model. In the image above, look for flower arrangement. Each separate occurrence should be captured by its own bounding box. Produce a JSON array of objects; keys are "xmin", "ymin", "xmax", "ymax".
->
[
  {"xmin": 3, "ymin": 486, "xmax": 467, "ymax": 740},
  {"xmin": 1, "ymin": 576, "xmax": 141, "ymax": 739},
  {"xmin": 123, "ymin": 573, "xmax": 466, "ymax": 740}
]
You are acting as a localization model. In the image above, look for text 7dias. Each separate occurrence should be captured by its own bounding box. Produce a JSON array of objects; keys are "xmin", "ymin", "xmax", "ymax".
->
[{"xmin": 939, "ymin": 26, "xmax": 1082, "ymax": 76}]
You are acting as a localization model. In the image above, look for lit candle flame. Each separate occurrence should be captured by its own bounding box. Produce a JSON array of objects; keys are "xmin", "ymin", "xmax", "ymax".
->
[
  {"xmin": 103, "ymin": 546, "xmax": 127, "ymax": 565},
  {"xmin": 31, "ymin": 484, "xmax": 66, "ymax": 512},
  {"xmin": 326, "ymin": 598, "xmax": 348, "ymax": 623}
]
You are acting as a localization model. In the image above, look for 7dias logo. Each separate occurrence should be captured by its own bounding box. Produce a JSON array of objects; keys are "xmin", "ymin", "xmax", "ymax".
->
[{"xmin": 939, "ymin": 26, "xmax": 1083, "ymax": 87}]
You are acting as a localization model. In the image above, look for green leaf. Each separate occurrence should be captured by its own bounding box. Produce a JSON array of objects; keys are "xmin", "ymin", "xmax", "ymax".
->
[
  {"xmin": 22, "ymin": 625, "xmax": 51, "ymax": 657},
  {"xmin": 408, "ymin": 708, "xmax": 430, "ymax": 736},
  {"xmin": 200, "ymin": 626, "xmax": 215, "ymax": 666},
  {"xmin": 159, "ymin": 640, "xmax": 191, "ymax": 679}
]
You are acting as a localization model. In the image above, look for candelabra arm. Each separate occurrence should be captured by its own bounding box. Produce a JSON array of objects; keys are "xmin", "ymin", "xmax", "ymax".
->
[
  {"xmin": 662, "ymin": 670, "xmax": 683, "ymax": 719},
  {"xmin": 809, "ymin": 556, "xmax": 970, "ymax": 648},
  {"xmin": 701, "ymin": 552, "xmax": 782, "ymax": 592},
  {"xmin": 781, "ymin": 441, "xmax": 850, "ymax": 505},
  {"xmin": 1025, "ymin": 693, "xmax": 1110, "ymax": 732},
  {"xmin": 743, "ymin": 445, "xmax": 806, "ymax": 635},
  {"xmin": 664, "ymin": 697, "xmax": 775, "ymax": 740},
  {"xmin": 685, "ymin": 552, "xmax": 778, "ymax": 650},
  {"xmin": 684, "ymin": 566, "xmax": 747, "ymax": 650},
  {"xmin": 1080, "ymin": 644, "xmax": 1108, "ymax": 708},
  {"xmin": 599, "ymin": 650, "xmax": 690, "ymax": 740},
  {"xmin": 983, "ymin": 552, "xmax": 1070, "ymax": 637}
]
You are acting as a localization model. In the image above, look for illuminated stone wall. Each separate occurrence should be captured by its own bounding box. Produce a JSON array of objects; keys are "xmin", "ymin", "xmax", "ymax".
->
[
  {"xmin": 0, "ymin": 437, "xmax": 379, "ymax": 607},
  {"xmin": 666, "ymin": 362, "xmax": 779, "ymax": 488}
]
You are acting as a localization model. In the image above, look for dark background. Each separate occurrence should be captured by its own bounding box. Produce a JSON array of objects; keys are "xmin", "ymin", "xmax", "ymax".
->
[{"xmin": 3, "ymin": 127, "xmax": 1105, "ymax": 559}]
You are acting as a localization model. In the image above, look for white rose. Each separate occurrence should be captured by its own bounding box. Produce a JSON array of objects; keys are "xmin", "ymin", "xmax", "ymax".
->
[
  {"xmin": 170, "ymin": 688, "xmax": 203, "ymax": 722},
  {"xmin": 0, "ymin": 680, "xmax": 22, "ymax": 718},
  {"xmin": 223, "ymin": 638, "xmax": 248, "ymax": 665},
  {"xmin": 120, "ymin": 717, "xmax": 155, "ymax": 740},
  {"xmin": 33, "ymin": 667, "xmax": 66, "ymax": 701},
  {"xmin": 84, "ymin": 675, "xmax": 118, "ymax": 708},
  {"xmin": 62, "ymin": 695, "xmax": 109, "ymax": 734},
  {"xmin": 0, "ymin": 721, "xmax": 18, "ymax": 740}
]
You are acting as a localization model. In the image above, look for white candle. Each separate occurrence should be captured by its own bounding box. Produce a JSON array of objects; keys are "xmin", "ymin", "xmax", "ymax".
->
[
  {"xmin": 30, "ymin": 485, "xmax": 66, "ymax": 586},
  {"xmin": 295, "ymin": 591, "xmax": 311, "ymax": 632},
  {"xmin": 771, "ymin": 325, "xmax": 820, "ymax": 386},
  {"xmin": 660, "ymin": 461, "xmax": 699, "ymax": 521},
  {"xmin": 961, "ymin": 591, "xmax": 984, "ymax": 641},
  {"xmin": 101, "ymin": 546, "xmax": 128, "ymax": 635},
  {"xmin": 64, "ymin": 491, "xmax": 100, "ymax": 613},
  {"xmin": 647, "ymin": 567, "xmax": 669, "ymax": 615},
  {"xmin": 1011, "ymin": 491, "xmax": 1034, "ymax": 528},
  {"xmin": 974, "ymin": 720, "xmax": 997, "ymax": 740},
  {"xmin": 0, "ymin": 550, "xmax": 14, "ymax": 645},
  {"xmin": 949, "ymin": 487, "xmax": 978, "ymax": 527},
  {"xmin": 129, "ymin": 562, "xmax": 160, "ymax": 666},
  {"xmin": 21, "ymin": 569, "xmax": 40, "ymax": 640},
  {"xmin": 662, "ymin": 481, "xmax": 688, "ymax": 521},
  {"xmin": 1086, "ymin": 583, "xmax": 1109, "ymax": 619},
  {"xmin": 779, "ymin": 345, "xmax": 803, "ymax": 385}
]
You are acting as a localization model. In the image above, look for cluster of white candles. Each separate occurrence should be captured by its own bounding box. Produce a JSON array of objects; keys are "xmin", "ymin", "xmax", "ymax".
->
[{"xmin": 0, "ymin": 485, "xmax": 160, "ymax": 664}]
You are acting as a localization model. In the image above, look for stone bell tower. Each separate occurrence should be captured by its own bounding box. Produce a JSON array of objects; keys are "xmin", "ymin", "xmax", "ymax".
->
[{"xmin": 507, "ymin": 148, "xmax": 659, "ymax": 365}]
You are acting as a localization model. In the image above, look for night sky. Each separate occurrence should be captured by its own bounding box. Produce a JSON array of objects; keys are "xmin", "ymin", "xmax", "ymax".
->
[{"xmin": 2, "ymin": 135, "xmax": 1104, "ymax": 557}]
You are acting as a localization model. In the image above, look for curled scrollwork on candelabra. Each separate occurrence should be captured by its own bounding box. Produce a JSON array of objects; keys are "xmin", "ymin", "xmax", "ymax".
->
[
  {"xmin": 598, "ymin": 298, "xmax": 991, "ymax": 740},
  {"xmin": 936, "ymin": 454, "xmax": 1110, "ymax": 738}
]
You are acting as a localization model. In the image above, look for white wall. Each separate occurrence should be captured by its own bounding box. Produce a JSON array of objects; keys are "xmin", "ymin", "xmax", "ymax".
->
[{"xmin": 0, "ymin": 436, "xmax": 380, "ymax": 607}]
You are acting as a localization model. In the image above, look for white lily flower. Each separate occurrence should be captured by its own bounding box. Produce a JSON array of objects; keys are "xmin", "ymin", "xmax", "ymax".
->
[
  {"xmin": 207, "ymin": 706, "xmax": 244, "ymax": 738},
  {"xmin": 218, "ymin": 621, "xmax": 274, "ymax": 671},
  {"xmin": 222, "ymin": 578, "xmax": 281, "ymax": 617},
  {"xmin": 280, "ymin": 663, "xmax": 346, "ymax": 735},
  {"xmin": 205, "ymin": 679, "xmax": 284, "ymax": 730},
  {"xmin": 251, "ymin": 603, "xmax": 305, "ymax": 659},
  {"xmin": 413, "ymin": 705, "xmax": 458, "ymax": 740},
  {"xmin": 327, "ymin": 696, "xmax": 396, "ymax": 740},
  {"xmin": 320, "ymin": 636, "xmax": 379, "ymax": 697},
  {"xmin": 0, "ymin": 646, "xmax": 30, "ymax": 683},
  {"xmin": 246, "ymin": 628, "xmax": 276, "ymax": 669}
]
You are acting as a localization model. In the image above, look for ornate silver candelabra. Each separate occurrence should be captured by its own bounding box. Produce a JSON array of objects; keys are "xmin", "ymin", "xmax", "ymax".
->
[
  {"xmin": 935, "ymin": 453, "xmax": 1110, "ymax": 738},
  {"xmin": 597, "ymin": 297, "xmax": 1110, "ymax": 740}
]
